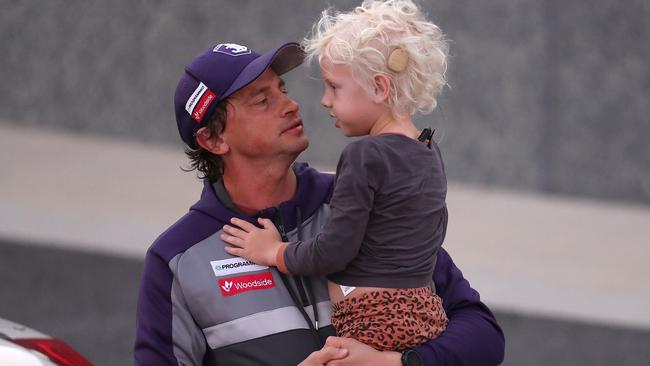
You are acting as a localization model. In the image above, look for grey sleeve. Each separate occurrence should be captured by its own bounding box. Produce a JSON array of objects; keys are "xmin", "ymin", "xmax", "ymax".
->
[
  {"xmin": 134, "ymin": 252, "xmax": 206, "ymax": 366},
  {"xmin": 171, "ymin": 278, "xmax": 207, "ymax": 365},
  {"xmin": 170, "ymin": 256, "xmax": 207, "ymax": 366},
  {"xmin": 283, "ymin": 140, "xmax": 381, "ymax": 276}
]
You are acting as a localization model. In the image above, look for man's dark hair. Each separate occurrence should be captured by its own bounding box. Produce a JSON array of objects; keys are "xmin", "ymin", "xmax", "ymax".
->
[{"xmin": 182, "ymin": 99, "xmax": 230, "ymax": 183}]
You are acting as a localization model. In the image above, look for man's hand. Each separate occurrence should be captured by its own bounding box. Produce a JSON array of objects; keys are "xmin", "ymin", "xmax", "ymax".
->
[
  {"xmin": 222, "ymin": 217, "xmax": 283, "ymax": 266},
  {"xmin": 298, "ymin": 344, "xmax": 348, "ymax": 366},
  {"xmin": 318, "ymin": 337, "xmax": 402, "ymax": 366}
]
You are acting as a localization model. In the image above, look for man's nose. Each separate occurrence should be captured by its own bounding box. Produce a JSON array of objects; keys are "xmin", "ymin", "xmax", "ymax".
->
[{"xmin": 281, "ymin": 94, "xmax": 299, "ymax": 116}]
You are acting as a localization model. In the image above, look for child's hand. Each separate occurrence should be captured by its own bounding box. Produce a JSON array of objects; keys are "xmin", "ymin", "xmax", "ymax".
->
[{"xmin": 221, "ymin": 217, "xmax": 283, "ymax": 266}]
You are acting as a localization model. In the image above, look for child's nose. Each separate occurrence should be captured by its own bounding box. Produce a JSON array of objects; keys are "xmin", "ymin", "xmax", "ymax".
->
[{"xmin": 320, "ymin": 93, "xmax": 331, "ymax": 109}]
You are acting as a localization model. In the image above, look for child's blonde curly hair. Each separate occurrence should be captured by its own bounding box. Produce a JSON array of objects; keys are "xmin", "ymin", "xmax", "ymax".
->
[{"xmin": 303, "ymin": 0, "xmax": 449, "ymax": 117}]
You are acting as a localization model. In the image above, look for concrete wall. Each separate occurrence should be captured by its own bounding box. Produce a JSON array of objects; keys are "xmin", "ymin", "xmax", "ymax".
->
[{"xmin": 2, "ymin": 0, "xmax": 649, "ymax": 205}]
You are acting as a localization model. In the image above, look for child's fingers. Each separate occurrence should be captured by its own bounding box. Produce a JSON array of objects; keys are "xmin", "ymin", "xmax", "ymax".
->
[
  {"xmin": 224, "ymin": 246, "xmax": 244, "ymax": 257},
  {"xmin": 230, "ymin": 217, "xmax": 256, "ymax": 232},
  {"xmin": 222, "ymin": 224, "xmax": 247, "ymax": 238},
  {"xmin": 257, "ymin": 217, "xmax": 275, "ymax": 230},
  {"xmin": 220, "ymin": 233, "xmax": 245, "ymax": 247}
]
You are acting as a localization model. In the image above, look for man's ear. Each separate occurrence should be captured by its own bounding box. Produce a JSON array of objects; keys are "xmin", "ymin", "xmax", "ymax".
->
[
  {"xmin": 196, "ymin": 127, "xmax": 229, "ymax": 155},
  {"xmin": 372, "ymin": 74, "xmax": 391, "ymax": 104}
]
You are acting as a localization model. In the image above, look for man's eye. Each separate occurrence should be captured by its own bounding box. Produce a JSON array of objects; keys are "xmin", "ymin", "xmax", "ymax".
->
[{"xmin": 258, "ymin": 98, "xmax": 268, "ymax": 105}]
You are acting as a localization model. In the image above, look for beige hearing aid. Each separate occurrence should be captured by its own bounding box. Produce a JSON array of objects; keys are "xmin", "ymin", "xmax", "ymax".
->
[{"xmin": 387, "ymin": 47, "xmax": 409, "ymax": 72}]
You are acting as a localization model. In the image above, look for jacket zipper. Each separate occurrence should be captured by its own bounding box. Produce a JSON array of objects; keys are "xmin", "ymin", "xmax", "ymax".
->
[
  {"xmin": 272, "ymin": 208, "xmax": 321, "ymax": 343},
  {"xmin": 274, "ymin": 209, "xmax": 310, "ymax": 307}
]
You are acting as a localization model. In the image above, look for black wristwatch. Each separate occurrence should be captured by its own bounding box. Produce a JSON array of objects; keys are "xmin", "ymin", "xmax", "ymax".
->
[{"xmin": 401, "ymin": 349, "xmax": 423, "ymax": 366}]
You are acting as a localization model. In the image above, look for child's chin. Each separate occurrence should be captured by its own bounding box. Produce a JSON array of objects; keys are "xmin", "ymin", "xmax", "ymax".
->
[
  {"xmin": 341, "ymin": 130, "xmax": 367, "ymax": 138},
  {"xmin": 338, "ymin": 127, "xmax": 353, "ymax": 137}
]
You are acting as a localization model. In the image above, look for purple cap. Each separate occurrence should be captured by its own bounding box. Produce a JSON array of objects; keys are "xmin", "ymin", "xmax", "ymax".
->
[{"xmin": 174, "ymin": 42, "xmax": 305, "ymax": 149}]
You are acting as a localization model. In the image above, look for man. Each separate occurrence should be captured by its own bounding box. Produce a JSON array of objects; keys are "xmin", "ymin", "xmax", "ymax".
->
[{"xmin": 134, "ymin": 42, "xmax": 504, "ymax": 366}]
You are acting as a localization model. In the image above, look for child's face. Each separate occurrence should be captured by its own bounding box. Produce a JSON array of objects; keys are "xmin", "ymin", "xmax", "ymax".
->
[{"xmin": 319, "ymin": 57, "xmax": 383, "ymax": 137}]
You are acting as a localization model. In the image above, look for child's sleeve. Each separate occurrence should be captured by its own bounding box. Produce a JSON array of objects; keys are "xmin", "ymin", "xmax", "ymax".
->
[{"xmin": 278, "ymin": 139, "xmax": 382, "ymax": 276}]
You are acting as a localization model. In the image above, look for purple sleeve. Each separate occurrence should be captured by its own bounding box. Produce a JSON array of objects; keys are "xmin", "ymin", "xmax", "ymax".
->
[
  {"xmin": 134, "ymin": 251, "xmax": 178, "ymax": 366},
  {"xmin": 414, "ymin": 248, "xmax": 505, "ymax": 366}
]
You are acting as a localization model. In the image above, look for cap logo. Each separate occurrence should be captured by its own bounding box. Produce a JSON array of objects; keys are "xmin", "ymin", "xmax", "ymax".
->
[
  {"xmin": 185, "ymin": 82, "xmax": 217, "ymax": 123},
  {"xmin": 213, "ymin": 43, "xmax": 251, "ymax": 56}
]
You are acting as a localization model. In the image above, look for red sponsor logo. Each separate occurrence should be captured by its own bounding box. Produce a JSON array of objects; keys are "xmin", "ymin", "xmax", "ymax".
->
[
  {"xmin": 191, "ymin": 90, "xmax": 216, "ymax": 122},
  {"xmin": 219, "ymin": 272, "xmax": 275, "ymax": 297}
]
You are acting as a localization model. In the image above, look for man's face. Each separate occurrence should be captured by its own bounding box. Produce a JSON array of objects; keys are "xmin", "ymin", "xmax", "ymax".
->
[{"xmin": 223, "ymin": 68, "xmax": 309, "ymax": 160}]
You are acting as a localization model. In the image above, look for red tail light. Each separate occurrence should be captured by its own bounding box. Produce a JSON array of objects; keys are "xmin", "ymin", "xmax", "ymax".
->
[{"xmin": 10, "ymin": 338, "xmax": 93, "ymax": 366}]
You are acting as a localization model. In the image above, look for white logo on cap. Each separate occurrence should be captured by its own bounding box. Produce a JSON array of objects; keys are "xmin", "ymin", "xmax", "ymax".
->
[
  {"xmin": 185, "ymin": 82, "xmax": 208, "ymax": 115},
  {"xmin": 213, "ymin": 43, "xmax": 251, "ymax": 56}
]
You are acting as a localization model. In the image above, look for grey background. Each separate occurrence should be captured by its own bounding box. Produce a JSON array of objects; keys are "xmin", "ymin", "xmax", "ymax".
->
[
  {"xmin": 1, "ymin": 0, "xmax": 649, "ymax": 205},
  {"xmin": 2, "ymin": 2, "xmax": 650, "ymax": 365}
]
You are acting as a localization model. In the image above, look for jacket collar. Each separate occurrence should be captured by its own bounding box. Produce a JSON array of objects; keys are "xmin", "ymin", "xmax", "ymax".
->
[{"xmin": 190, "ymin": 162, "xmax": 334, "ymax": 232}]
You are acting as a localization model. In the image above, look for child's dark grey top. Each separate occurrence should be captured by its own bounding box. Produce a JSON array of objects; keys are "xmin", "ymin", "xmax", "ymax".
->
[{"xmin": 283, "ymin": 133, "xmax": 448, "ymax": 289}]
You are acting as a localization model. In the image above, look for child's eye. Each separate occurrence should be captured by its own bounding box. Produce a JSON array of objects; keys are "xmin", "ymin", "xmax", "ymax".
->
[{"xmin": 324, "ymin": 80, "xmax": 337, "ymax": 90}]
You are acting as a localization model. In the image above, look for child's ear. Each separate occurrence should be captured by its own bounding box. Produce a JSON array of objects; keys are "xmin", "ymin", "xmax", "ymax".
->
[
  {"xmin": 372, "ymin": 74, "xmax": 391, "ymax": 104},
  {"xmin": 196, "ymin": 126, "xmax": 230, "ymax": 155}
]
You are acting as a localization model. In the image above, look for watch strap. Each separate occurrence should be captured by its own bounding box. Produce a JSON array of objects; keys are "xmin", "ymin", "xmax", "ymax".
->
[{"xmin": 401, "ymin": 349, "xmax": 423, "ymax": 366}]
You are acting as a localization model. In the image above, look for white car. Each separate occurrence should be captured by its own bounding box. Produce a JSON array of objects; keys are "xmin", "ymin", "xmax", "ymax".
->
[{"xmin": 0, "ymin": 318, "xmax": 92, "ymax": 366}]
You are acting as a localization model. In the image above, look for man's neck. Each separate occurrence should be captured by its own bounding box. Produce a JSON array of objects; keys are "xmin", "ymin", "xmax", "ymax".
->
[{"xmin": 221, "ymin": 155, "xmax": 297, "ymax": 213}]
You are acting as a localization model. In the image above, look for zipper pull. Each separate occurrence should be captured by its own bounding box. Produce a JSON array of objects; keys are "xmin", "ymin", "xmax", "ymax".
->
[
  {"xmin": 272, "ymin": 207, "xmax": 289, "ymax": 241},
  {"xmin": 277, "ymin": 222, "xmax": 288, "ymax": 241}
]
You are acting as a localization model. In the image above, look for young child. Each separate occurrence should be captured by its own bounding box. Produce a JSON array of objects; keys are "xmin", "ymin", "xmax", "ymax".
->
[{"xmin": 222, "ymin": 0, "xmax": 450, "ymax": 352}]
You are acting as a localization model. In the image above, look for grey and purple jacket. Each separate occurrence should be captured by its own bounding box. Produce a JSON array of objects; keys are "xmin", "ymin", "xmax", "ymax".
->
[{"xmin": 134, "ymin": 162, "xmax": 505, "ymax": 366}]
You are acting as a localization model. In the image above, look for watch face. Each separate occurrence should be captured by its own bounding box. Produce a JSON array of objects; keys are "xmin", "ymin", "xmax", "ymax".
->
[{"xmin": 403, "ymin": 350, "xmax": 423, "ymax": 366}]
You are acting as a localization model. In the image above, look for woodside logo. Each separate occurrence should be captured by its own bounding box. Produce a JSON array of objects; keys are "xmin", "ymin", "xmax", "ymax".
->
[
  {"xmin": 219, "ymin": 272, "xmax": 275, "ymax": 296},
  {"xmin": 191, "ymin": 90, "xmax": 216, "ymax": 122}
]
